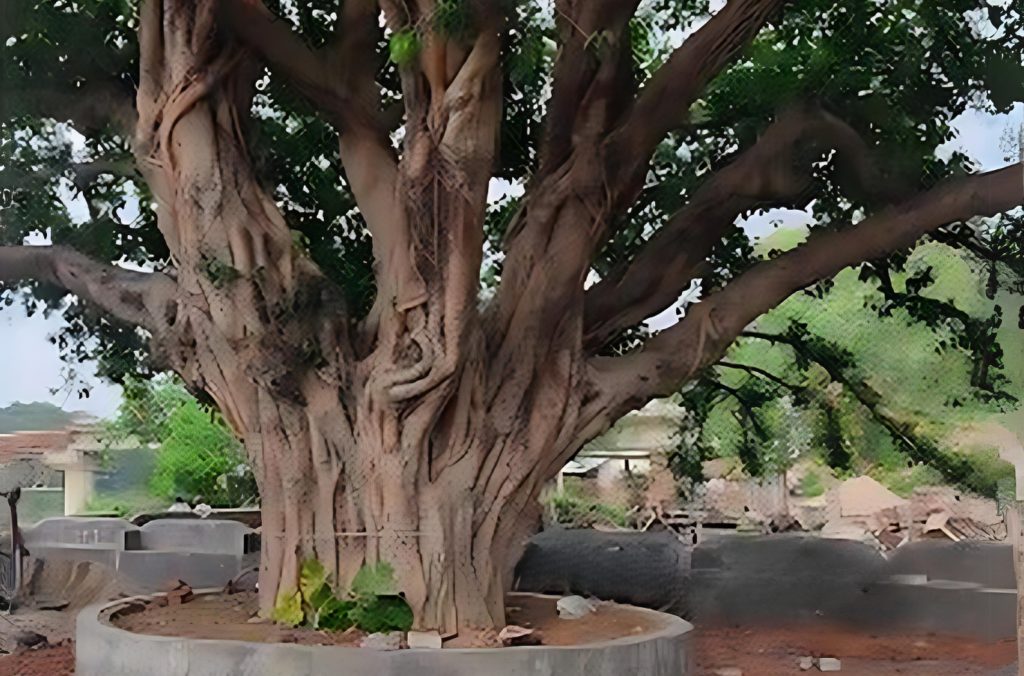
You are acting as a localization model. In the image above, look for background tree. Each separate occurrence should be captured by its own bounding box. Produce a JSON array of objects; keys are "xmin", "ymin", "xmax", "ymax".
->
[
  {"xmin": 671, "ymin": 233, "xmax": 1024, "ymax": 500},
  {"xmin": 105, "ymin": 376, "xmax": 258, "ymax": 506},
  {"xmin": 1, "ymin": 0, "xmax": 1021, "ymax": 637}
]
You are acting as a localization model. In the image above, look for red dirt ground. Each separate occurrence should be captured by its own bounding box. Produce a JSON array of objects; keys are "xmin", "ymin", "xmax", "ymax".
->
[
  {"xmin": 1, "ymin": 620, "xmax": 1016, "ymax": 675},
  {"xmin": 108, "ymin": 592, "xmax": 662, "ymax": 648},
  {"xmin": 695, "ymin": 624, "xmax": 1017, "ymax": 675},
  {"xmin": 0, "ymin": 642, "xmax": 74, "ymax": 676}
]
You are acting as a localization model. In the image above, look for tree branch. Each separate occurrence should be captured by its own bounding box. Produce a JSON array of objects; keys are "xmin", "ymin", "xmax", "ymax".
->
[
  {"xmin": 538, "ymin": 0, "xmax": 641, "ymax": 176},
  {"xmin": 606, "ymin": 0, "xmax": 785, "ymax": 200},
  {"xmin": 0, "ymin": 245, "xmax": 177, "ymax": 334},
  {"xmin": 717, "ymin": 360, "xmax": 804, "ymax": 392},
  {"xmin": 742, "ymin": 330, "xmax": 1004, "ymax": 496},
  {"xmin": 597, "ymin": 161, "xmax": 1023, "ymax": 403},
  {"xmin": 10, "ymin": 81, "xmax": 136, "ymax": 137},
  {"xmin": 584, "ymin": 103, "xmax": 884, "ymax": 350}
]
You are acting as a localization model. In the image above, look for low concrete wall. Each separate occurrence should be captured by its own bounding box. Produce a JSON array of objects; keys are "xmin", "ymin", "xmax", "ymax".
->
[
  {"xmin": 516, "ymin": 530, "xmax": 1019, "ymax": 639},
  {"xmin": 134, "ymin": 519, "xmax": 252, "ymax": 555},
  {"xmin": 23, "ymin": 517, "xmax": 257, "ymax": 592},
  {"xmin": 76, "ymin": 592, "xmax": 695, "ymax": 676},
  {"xmin": 515, "ymin": 529, "xmax": 691, "ymax": 615},
  {"xmin": 24, "ymin": 517, "xmax": 140, "ymax": 547},
  {"xmin": 885, "ymin": 540, "xmax": 1013, "ymax": 589},
  {"xmin": 689, "ymin": 533, "xmax": 887, "ymax": 626}
]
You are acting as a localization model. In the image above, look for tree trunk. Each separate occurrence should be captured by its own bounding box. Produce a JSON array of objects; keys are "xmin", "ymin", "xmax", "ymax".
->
[{"xmin": 246, "ymin": 385, "xmax": 544, "ymax": 637}]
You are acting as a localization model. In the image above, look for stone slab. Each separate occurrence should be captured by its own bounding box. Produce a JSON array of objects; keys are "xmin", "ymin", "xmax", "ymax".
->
[
  {"xmin": 116, "ymin": 552, "xmax": 244, "ymax": 590},
  {"xmin": 76, "ymin": 592, "xmax": 694, "ymax": 676},
  {"xmin": 137, "ymin": 519, "xmax": 253, "ymax": 555},
  {"xmin": 23, "ymin": 517, "xmax": 139, "ymax": 548}
]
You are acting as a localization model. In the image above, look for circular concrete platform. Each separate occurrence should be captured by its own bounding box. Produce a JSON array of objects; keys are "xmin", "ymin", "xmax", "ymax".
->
[{"xmin": 76, "ymin": 592, "xmax": 694, "ymax": 676}]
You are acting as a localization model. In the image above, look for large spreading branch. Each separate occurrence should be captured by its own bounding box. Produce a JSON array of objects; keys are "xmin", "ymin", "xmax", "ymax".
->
[
  {"xmin": 10, "ymin": 81, "xmax": 136, "ymax": 137},
  {"xmin": 538, "ymin": 0, "xmax": 641, "ymax": 176},
  {"xmin": 218, "ymin": 0, "xmax": 432, "ymax": 313},
  {"xmin": 583, "ymin": 103, "xmax": 883, "ymax": 350},
  {"xmin": 607, "ymin": 0, "xmax": 786, "ymax": 200},
  {"xmin": 0, "ymin": 245, "xmax": 177, "ymax": 333},
  {"xmin": 597, "ymin": 161, "xmax": 1023, "ymax": 407}
]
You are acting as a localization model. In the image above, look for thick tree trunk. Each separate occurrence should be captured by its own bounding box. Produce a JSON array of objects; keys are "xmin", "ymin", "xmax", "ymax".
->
[{"xmin": 247, "ymin": 384, "xmax": 542, "ymax": 637}]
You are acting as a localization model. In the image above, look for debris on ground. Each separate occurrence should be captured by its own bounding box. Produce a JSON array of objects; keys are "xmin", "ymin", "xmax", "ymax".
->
[
  {"xmin": 799, "ymin": 655, "xmax": 815, "ymax": 670},
  {"xmin": 359, "ymin": 631, "xmax": 403, "ymax": 651},
  {"xmin": 498, "ymin": 624, "xmax": 540, "ymax": 646},
  {"xmin": 556, "ymin": 595, "xmax": 596, "ymax": 619},
  {"xmin": 712, "ymin": 668, "xmax": 743, "ymax": 676},
  {"xmin": 163, "ymin": 580, "xmax": 194, "ymax": 607}
]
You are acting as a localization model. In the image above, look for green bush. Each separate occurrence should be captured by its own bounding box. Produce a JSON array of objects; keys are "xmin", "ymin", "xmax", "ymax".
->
[
  {"xmin": 545, "ymin": 481, "xmax": 631, "ymax": 528},
  {"xmin": 799, "ymin": 471, "xmax": 825, "ymax": 498},
  {"xmin": 273, "ymin": 560, "xmax": 414, "ymax": 634},
  {"xmin": 149, "ymin": 399, "xmax": 255, "ymax": 506}
]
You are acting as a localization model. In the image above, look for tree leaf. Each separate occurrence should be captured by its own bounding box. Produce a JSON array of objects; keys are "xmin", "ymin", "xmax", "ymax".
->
[
  {"xmin": 350, "ymin": 595, "xmax": 414, "ymax": 634},
  {"xmin": 299, "ymin": 559, "xmax": 329, "ymax": 601},
  {"xmin": 270, "ymin": 588, "xmax": 304, "ymax": 627},
  {"xmin": 317, "ymin": 598, "xmax": 357, "ymax": 631},
  {"xmin": 351, "ymin": 562, "xmax": 398, "ymax": 597}
]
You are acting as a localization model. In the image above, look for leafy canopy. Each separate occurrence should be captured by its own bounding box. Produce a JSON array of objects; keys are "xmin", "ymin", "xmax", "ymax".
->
[{"xmin": 1, "ymin": 0, "xmax": 1021, "ymax": 481}]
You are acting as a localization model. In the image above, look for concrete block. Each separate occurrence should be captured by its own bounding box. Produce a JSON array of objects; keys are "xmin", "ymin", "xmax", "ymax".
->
[
  {"xmin": 24, "ymin": 517, "xmax": 138, "ymax": 547},
  {"xmin": 116, "ymin": 551, "xmax": 242, "ymax": 590},
  {"xmin": 407, "ymin": 631, "xmax": 442, "ymax": 649},
  {"xmin": 818, "ymin": 657, "xmax": 841, "ymax": 671},
  {"xmin": 29, "ymin": 544, "xmax": 119, "ymax": 570},
  {"xmin": 138, "ymin": 519, "xmax": 253, "ymax": 555}
]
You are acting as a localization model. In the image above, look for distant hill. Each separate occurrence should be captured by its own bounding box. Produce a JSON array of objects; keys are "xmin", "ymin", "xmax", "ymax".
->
[{"xmin": 0, "ymin": 402, "xmax": 91, "ymax": 433}]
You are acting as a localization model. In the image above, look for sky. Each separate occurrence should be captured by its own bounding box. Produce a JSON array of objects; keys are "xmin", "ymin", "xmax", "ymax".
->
[{"xmin": 0, "ymin": 95, "xmax": 1019, "ymax": 418}]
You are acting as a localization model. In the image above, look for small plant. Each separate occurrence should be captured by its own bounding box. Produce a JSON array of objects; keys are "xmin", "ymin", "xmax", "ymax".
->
[
  {"xmin": 273, "ymin": 560, "xmax": 414, "ymax": 633},
  {"xmin": 388, "ymin": 29, "xmax": 421, "ymax": 66},
  {"xmin": 799, "ymin": 470, "xmax": 825, "ymax": 498},
  {"xmin": 199, "ymin": 254, "xmax": 241, "ymax": 289},
  {"xmin": 545, "ymin": 482, "xmax": 631, "ymax": 529}
]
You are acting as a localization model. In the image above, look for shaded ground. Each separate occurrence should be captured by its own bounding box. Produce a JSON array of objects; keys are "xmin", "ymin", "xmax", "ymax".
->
[{"xmin": 695, "ymin": 624, "xmax": 1017, "ymax": 675}]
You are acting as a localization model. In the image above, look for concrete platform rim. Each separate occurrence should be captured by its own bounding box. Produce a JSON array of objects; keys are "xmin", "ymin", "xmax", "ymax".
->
[{"xmin": 78, "ymin": 589, "xmax": 693, "ymax": 654}]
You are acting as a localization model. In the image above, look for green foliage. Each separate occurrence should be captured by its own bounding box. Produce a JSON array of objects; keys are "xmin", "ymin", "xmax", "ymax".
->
[
  {"xmin": 544, "ymin": 480, "xmax": 631, "ymax": 529},
  {"xmin": 1, "ymin": 1, "xmax": 1021, "ymax": 512},
  {"xmin": 433, "ymin": 0, "xmax": 473, "ymax": 40},
  {"xmin": 351, "ymin": 562, "xmax": 399, "ymax": 597},
  {"xmin": 299, "ymin": 559, "xmax": 356, "ymax": 631},
  {"xmin": 106, "ymin": 376, "xmax": 256, "ymax": 506},
  {"xmin": 799, "ymin": 471, "xmax": 825, "ymax": 498},
  {"xmin": 104, "ymin": 375, "xmax": 192, "ymax": 446},
  {"xmin": 148, "ymin": 398, "xmax": 250, "ymax": 505},
  {"xmin": 672, "ymin": 234, "xmax": 1023, "ymax": 498},
  {"xmin": 389, "ymin": 29, "xmax": 421, "ymax": 66},
  {"xmin": 271, "ymin": 588, "xmax": 304, "ymax": 627},
  {"xmin": 283, "ymin": 559, "xmax": 413, "ymax": 633}
]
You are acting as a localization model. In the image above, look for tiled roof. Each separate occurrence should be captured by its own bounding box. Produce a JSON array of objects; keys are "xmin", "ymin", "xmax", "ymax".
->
[{"xmin": 0, "ymin": 430, "xmax": 71, "ymax": 462}]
